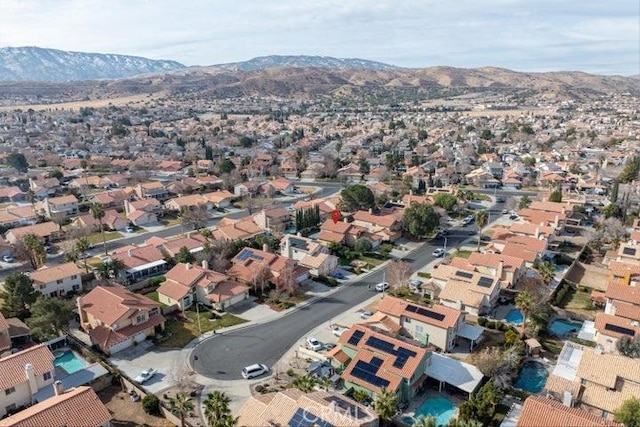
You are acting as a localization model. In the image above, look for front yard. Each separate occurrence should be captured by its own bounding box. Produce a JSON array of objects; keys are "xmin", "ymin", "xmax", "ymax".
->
[
  {"xmin": 159, "ymin": 310, "xmax": 248, "ymax": 348},
  {"xmin": 87, "ymin": 231, "xmax": 122, "ymax": 245}
]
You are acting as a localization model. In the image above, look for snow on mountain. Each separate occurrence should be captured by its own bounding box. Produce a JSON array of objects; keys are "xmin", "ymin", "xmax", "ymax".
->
[
  {"xmin": 0, "ymin": 46, "xmax": 185, "ymax": 82},
  {"xmin": 208, "ymin": 55, "xmax": 402, "ymax": 71}
]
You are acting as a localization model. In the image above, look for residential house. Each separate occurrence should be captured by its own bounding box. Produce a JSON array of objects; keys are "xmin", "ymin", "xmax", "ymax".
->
[
  {"xmin": 227, "ymin": 247, "xmax": 309, "ymax": 287},
  {"xmin": 5, "ymin": 222, "xmax": 62, "ymax": 245},
  {"xmin": 466, "ymin": 252, "xmax": 526, "ymax": 288},
  {"xmin": 30, "ymin": 262, "xmax": 82, "ymax": 298},
  {"xmin": 517, "ymin": 395, "xmax": 622, "ymax": 427},
  {"xmin": 280, "ymin": 234, "xmax": 338, "ymax": 277},
  {"xmin": 234, "ymin": 180, "xmax": 263, "ymax": 197},
  {"xmin": 528, "ymin": 200, "xmax": 574, "ymax": 216},
  {"xmin": 317, "ymin": 219, "xmax": 381, "ymax": 249},
  {"xmin": 593, "ymin": 281, "xmax": 640, "ymax": 352},
  {"xmin": 0, "ymin": 187, "xmax": 25, "ymax": 203},
  {"xmin": 157, "ymin": 261, "xmax": 249, "ymax": 311},
  {"xmin": 211, "ymin": 217, "xmax": 264, "ymax": 241},
  {"xmin": 545, "ymin": 342, "xmax": 640, "ymax": 421},
  {"xmin": 351, "ymin": 208, "xmax": 404, "ymax": 242},
  {"xmin": 607, "ymin": 260, "xmax": 640, "ymax": 285},
  {"xmin": 0, "ymin": 313, "xmax": 10, "ymax": 356},
  {"xmin": 292, "ymin": 199, "xmax": 335, "ymax": 221},
  {"xmin": 337, "ymin": 163, "xmax": 363, "ymax": 184},
  {"xmin": 110, "ymin": 245, "xmax": 168, "ymax": 283},
  {"xmin": 267, "ymin": 177, "xmax": 295, "ymax": 194},
  {"xmin": 517, "ymin": 208, "xmax": 565, "ymax": 229},
  {"xmin": 0, "ymin": 385, "xmax": 112, "ymax": 427},
  {"xmin": 68, "ymin": 175, "xmax": 112, "ymax": 191},
  {"xmin": 164, "ymin": 194, "xmax": 213, "ymax": 213},
  {"xmin": 72, "ymin": 209, "xmax": 127, "ymax": 232},
  {"xmin": 78, "ymin": 285, "xmax": 165, "ymax": 355},
  {"xmin": 0, "ymin": 206, "xmax": 39, "ymax": 230},
  {"xmin": 29, "ymin": 177, "xmax": 60, "ymax": 200},
  {"xmin": 237, "ymin": 389, "xmax": 378, "ymax": 427},
  {"xmin": 152, "ymin": 234, "xmax": 207, "ymax": 258},
  {"xmin": 327, "ymin": 324, "xmax": 432, "ymax": 402},
  {"xmin": 438, "ymin": 270, "xmax": 501, "ymax": 316},
  {"xmin": 509, "ymin": 222, "xmax": 557, "ymax": 241},
  {"xmin": 88, "ymin": 189, "xmax": 133, "ymax": 210},
  {"xmin": 376, "ymin": 296, "xmax": 482, "ymax": 352},
  {"xmin": 253, "ymin": 208, "xmax": 292, "ymax": 233},
  {"xmin": 36, "ymin": 195, "xmax": 78, "ymax": 222},
  {"xmin": 0, "ymin": 344, "xmax": 55, "ymax": 418},
  {"xmin": 124, "ymin": 198, "xmax": 163, "ymax": 226},
  {"xmin": 134, "ymin": 181, "xmax": 168, "ymax": 201},
  {"xmin": 203, "ymin": 190, "xmax": 235, "ymax": 208}
]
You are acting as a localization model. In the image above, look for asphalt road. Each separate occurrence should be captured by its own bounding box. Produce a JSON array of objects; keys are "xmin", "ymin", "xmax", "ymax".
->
[{"xmin": 191, "ymin": 220, "xmax": 487, "ymax": 380}]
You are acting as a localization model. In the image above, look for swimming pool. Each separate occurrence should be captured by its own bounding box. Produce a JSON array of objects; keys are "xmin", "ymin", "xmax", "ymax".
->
[
  {"xmin": 548, "ymin": 319, "xmax": 583, "ymax": 337},
  {"xmin": 513, "ymin": 361, "xmax": 547, "ymax": 393},
  {"xmin": 402, "ymin": 396, "xmax": 456, "ymax": 427},
  {"xmin": 505, "ymin": 309, "xmax": 524, "ymax": 325},
  {"xmin": 53, "ymin": 351, "xmax": 88, "ymax": 374}
]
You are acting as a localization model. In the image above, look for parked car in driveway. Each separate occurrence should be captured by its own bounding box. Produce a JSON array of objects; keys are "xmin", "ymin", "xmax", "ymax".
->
[
  {"xmin": 306, "ymin": 336, "xmax": 323, "ymax": 351},
  {"xmin": 2, "ymin": 254, "xmax": 14, "ymax": 263},
  {"xmin": 360, "ymin": 310, "xmax": 373, "ymax": 319},
  {"xmin": 330, "ymin": 271, "xmax": 345, "ymax": 279},
  {"xmin": 241, "ymin": 363, "xmax": 269, "ymax": 379},
  {"xmin": 134, "ymin": 368, "xmax": 157, "ymax": 384},
  {"xmin": 332, "ymin": 326, "xmax": 346, "ymax": 337}
]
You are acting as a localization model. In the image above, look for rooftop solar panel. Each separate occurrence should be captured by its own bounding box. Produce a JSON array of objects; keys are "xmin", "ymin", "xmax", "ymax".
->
[
  {"xmin": 623, "ymin": 247, "xmax": 636, "ymax": 256},
  {"xmin": 415, "ymin": 306, "xmax": 446, "ymax": 322},
  {"xmin": 370, "ymin": 357, "xmax": 383, "ymax": 368},
  {"xmin": 289, "ymin": 407, "xmax": 335, "ymax": 427},
  {"xmin": 604, "ymin": 323, "xmax": 635, "ymax": 336},
  {"xmin": 366, "ymin": 336, "xmax": 395, "ymax": 354},
  {"xmin": 455, "ymin": 270, "xmax": 473, "ymax": 279},
  {"xmin": 348, "ymin": 330, "xmax": 365, "ymax": 346},
  {"xmin": 323, "ymin": 396, "xmax": 367, "ymax": 419},
  {"xmin": 477, "ymin": 276, "xmax": 494, "ymax": 288},
  {"xmin": 351, "ymin": 365, "xmax": 390, "ymax": 388}
]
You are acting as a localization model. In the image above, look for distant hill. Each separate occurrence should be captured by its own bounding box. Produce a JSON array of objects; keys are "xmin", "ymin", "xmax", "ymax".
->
[
  {"xmin": 203, "ymin": 55, "xmax": 402, "ymax": 72},
  {"xmin": 0, "ymin": 46, "xmax": 185, "ymax": 82}
]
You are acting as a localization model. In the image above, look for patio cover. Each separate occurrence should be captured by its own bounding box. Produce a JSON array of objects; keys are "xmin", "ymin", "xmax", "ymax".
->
[
  {"xmin": 425, "ymin": 353, "xmax": 484, "ymax": 394},
  {"xmin": 457, "ymin": 323, "xmax": 484, "ymax": 342}
]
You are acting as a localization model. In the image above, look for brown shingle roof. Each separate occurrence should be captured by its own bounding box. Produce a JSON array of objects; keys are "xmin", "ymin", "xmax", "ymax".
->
[{"xmin": 0, "ymin": 386, "xmax": 111, "ymax": 427}]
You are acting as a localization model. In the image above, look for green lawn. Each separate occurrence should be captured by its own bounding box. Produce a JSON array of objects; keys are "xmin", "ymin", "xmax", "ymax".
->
[
  {"xmin": 357, "ymin": 254, "xmax": 386, "ymax": 267},
  {"xmin": 159, "ymin": 312, "xmax": 248, "ymax": 348},
  {"xmin": 160, "ymin": 215, "xmax": 181, "ymax": 227},
  {"xmin": 564, "ymin": 289, "xmax": 597, "ymax": 317},
  {"xmin": 86, "ymin": 231, "xmax": 122, "ymax": 245},
  {"xmin": 455, "ymin": 250, "xmax": 473, "ymax": 259},
  {"xmin": 144, "ymin": 291, "xmax": 168, "ymax": 308}
]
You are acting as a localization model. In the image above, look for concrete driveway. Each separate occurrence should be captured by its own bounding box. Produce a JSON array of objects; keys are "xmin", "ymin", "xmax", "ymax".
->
[{"xmin": 109, "ymin": 341, "xmax": 184, "ymax": 394}]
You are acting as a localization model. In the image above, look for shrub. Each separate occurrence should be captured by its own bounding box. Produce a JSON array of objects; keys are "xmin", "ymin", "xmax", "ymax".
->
[
  {"xmin": 486, "ymin": 320, "xmax": 496, "ymax": 329},
  {"xmin": 255, "ymin": 384, "xmax": 265, "ymax": 393},
  {"xmin": 417, "ymin": 272, "xmax": 432, "ymax": 279},
  {"xmin": 142, "ymin": 394, "xmax": 161, "ymax": 416},
  {"xmin": 147, "ymin": 275, "xmax": 166, "ymax": 287},
  {"xmin": 477, "ymin": 317, "xmax": 487, "ymax": 327},
  {"xmin": 286, "ymin": 369, "xmax": 295, "ymax": 377}
]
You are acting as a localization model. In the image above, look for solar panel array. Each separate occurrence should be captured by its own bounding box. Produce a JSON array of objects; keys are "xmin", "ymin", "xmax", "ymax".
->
[
  {"xmin": 236, "ymin": 248, "xmax": 264, "ymax": 262},
  {"xmin": 348, "ymin": 330, "xmax": 365, "ymax": 346},
  {"xmin": 604, "ymin": 323, "xmax": 635, "ymax": 336},
  {"xmin": 289, "ymin": 407, "xmax": 335, "ymax": 427},
  {"xmin": 323, "ymin": 396, "xmax": 367, "ymax": 419},
  {"xmin": 351, "ymin": 360, "xmax": 390, "ymax": 388},
  {"xmin": 455, "ymin": 270, "xmax": 473, "ymax": 279},
  {"xmin": 623, "ymin": 247, "xmax": 637, "ymax": 256},
  {"xmin": 406, "ymin": 304, "xmax": 446, "ymax": 322},
  {"xmin": 365, "ymin": 336, "xmax": 417, "ymax": 369},
  {"xmin": 477, "ymin": 276, "xmax": 494, "ymax": 288}
]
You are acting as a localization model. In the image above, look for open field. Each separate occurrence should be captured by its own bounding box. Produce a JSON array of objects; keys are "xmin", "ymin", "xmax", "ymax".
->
[{"xmin": 0, "ymin": 93, "xmax": 165, "ymax": 112}]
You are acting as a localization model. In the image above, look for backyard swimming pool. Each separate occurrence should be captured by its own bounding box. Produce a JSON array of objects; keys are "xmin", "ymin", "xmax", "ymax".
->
[
  {"xmin": 402, "ymin": 396, "xmax": 457, "ymax": 427},
  {"xmin": 505, "ymin": 309, "xmax": 524, "ymax": 325},
  {"xmin": 513, "ymin": 361, "xmax": 547, "ymax": 393},
  {"xmin": 548, "ymin": 319, "xmax": 583, "ymax": 337},
  {"xmin": 53, "ymin": 351, "xmax": 88, "ymax": 374}
]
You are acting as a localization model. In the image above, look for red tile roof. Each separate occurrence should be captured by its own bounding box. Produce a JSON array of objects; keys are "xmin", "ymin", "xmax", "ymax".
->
[
  {"xmin": 518, "ymin": 395, "xmax": 622, "ymax": 427},
  {"xmin": 0, "ymin": 344, "xmax": 54, "ymax": 390},
  {"xmin": 80, "ymin": 285, "xmax": 160, "ymax": 327}
]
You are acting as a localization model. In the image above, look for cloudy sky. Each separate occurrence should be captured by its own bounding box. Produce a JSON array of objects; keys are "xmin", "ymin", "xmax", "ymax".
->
[{"xmin": 1, "ymin": 0, "xmax": 638, "ymax": 75}]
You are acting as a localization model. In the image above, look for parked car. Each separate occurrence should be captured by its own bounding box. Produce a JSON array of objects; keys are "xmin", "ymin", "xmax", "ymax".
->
[
  {"xmin": 241, "ymin": 363, "xmax": 269, "ymax": 379},
  {"xmin": 360, "ymin": 310, "xmax": 373, "ymax": 319},
  {"xmin": 2, "ymin": 254, "xmax": 15, "ymax": 263},
  {"xmin": 134, "ymin": 368, "xmax": 157, "ymax": 384},
  {"xmin": 125, "ymin": 226, "xmax": 134, "ymax": 233},
  {"xmin": 306, "ymin": 336, "xmax": 323, "ymax": 351},
  {"xmin": 409, "ymin": 279, "xmax": 423, "ymax": 288},
  {"xmin": 332, "ymin": 326, "xmax": 347, "ymax": 337},
  {"xmin": 374, "ymin": 282, "xmax": 390, "ymax": 292},
  {"xmin": 497, "ymin": 198, "xmax": 506, "ymax": 203},
  {"xmin": 330, "ymin": 271, "xmax": 345, "ymax": 280},
  {"xmin": 432, "ymin": 248, "xmax": 446, "ymax": 257},
  {"xmin": 324, "ymin": 343, "xmax": 336, "ymax": 351},
  {"xmin": 502, "ymin": 209, "xmax": 508, "ymax": 214}
]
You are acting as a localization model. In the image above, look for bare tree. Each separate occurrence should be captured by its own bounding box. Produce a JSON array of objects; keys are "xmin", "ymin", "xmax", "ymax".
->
[
  {"xmin": 386, "ymin": 260, "xmax": 413, "ymax": 289},
  {"xmin": 169, "ymin": 359, "xmax": 194, "ymax": 393},
  {"xmin": 205, "ymin": 239, "xmax": 233, "ymax": 272},
  {"xmin": 250, "ymin": 264, "xmax": 272, "ymax": 295},
  {"xmin": 276, "ymin": 261, "xmax": 299, "ymax": 296},
  {"xmin": 180, "ymin": 206, "xmax": 211, "ymax": 230}
]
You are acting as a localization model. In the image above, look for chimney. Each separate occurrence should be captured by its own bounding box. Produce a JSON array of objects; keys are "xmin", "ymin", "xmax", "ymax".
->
[
  {"xmin": 368, "ymin": 208, "xmax": 373, "ymax": 214},
  {"xmin": 263, "ymin": 243, "xmax": 270, "ymax": 253},
  {"xmin": 562, "ymin": 390, "xmax": 573, "ymax": 407},
  {"xmin": 24, "ymin": 364, "xmax": 38, "ymax": 395},
  {"xmin": 296, "ymin": 232, "xmax": 302, "ymax": 237},
  {"xmin": 185, "ymin": 263, "xmax": 192, "ymax": 270},
  {"xmin": 127, "ymin": 249, "xmax": 132, "ymax": 257},
  {"xmin": 53, "ymin": 380, "xmax": 64, "ymax": 396},
  {"xmin": 201, "ymin": 260, "xmax": 209, "ymax": 270},
  {"xmin": 554, "ymin": 215, "xmax": 559, "ymax": 228},
  {"xmin": 343, "ymin": 217, "xmax": 349, "ymax": 223},
  {"xmin": 535, "ymin": 227, "xmax": 540, "ymax": 239},
  {"xmin": 497, "ymin": 260, "xmax": 504, "ymax": 279},
  {"xmin": 76, "ymin": 296, "xmax": 87, "ymax": 325}
]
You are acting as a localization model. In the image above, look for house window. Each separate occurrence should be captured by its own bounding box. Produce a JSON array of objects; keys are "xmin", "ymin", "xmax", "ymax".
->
[
  {"xmin": 72, "ymin": 285, "xmax": 80, "ymax": 291},
  {"xmin": 136, "ymin": 314, "xmax": 146, "ymax": 323},
  {"xmin": 43, "ymin": 372, "xmax": 52, "ymax": 381},
  {"xmin": 5, "ymin": 403, "xmax": 16, "ymax": 413},
  {"xmin": 5, "ymin": 386, "xmax": 15, "ymax": 395},
  {"xmin": 404, "ymin": 317, "xmax": 411, "ymax": 324},
  {"xmin": 416, "ymin": 325, "xmax": 423, "ymax": 333},
  {"xmin": 39, "ymin": 284, "xmax": 46, "ymax": 290},
  {"xmin": 56, "ymin": 279, "xmax": 63, "ymax": 284},
  {"xmin": 71, "ymin": 275, "xmax": 78, "ymax": 280}
]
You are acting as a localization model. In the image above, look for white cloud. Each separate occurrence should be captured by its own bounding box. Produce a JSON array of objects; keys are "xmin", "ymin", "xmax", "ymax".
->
[{"xmin": 0, "ymin": 0, "xmax": 637, "ymax": 74}]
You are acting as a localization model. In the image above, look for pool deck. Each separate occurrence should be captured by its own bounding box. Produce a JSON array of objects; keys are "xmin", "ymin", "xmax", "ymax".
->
[{"xmin": 398, "ymin": 389, "xmax": 464, "ymax": 424}]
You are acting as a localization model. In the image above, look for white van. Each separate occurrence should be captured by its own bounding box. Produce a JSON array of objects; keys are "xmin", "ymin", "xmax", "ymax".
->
[{"xmin": 241, "ymin": 363, "xmax": 269, "ymax": 379}]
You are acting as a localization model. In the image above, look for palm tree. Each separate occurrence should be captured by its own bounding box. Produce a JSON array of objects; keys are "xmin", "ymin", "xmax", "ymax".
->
[
  {"xmin": 90, "ymin": 203, "xmax": 108, "ymax": 255},
  {"xmin": 200, "ymin": 228, "xmax": 213, "ymax": 241},
  {"xmin": 167, "ymin": 392, "xmax": 194, "ymax": 427},
  {"xmin": 23, "ymin": 233, "xmax": 46, "ymax": 269},
  {"xmin": 292, "ymin": 375, "xmax": 317, "ymax": 393},
  {"xmin": 96, "ymin": 258, "xmax": 126, "ymax": 283},
  {"xmin": 534, "ymin": 261, "xmax": 555, "ymax": 284},
  {"xmin": 75, "ymin": 236, "xmax": 91, "ymax": 274},
  {"xmin": 412, "ymin": 415, "xmax": 437, "ymax": 427},
  {"xmin": 474, "ymin": 209, "xmax": 488, "ymax": 252},
  {"xmin": 448, "ymin": 418, "xmax": 484, "ymax": 427},
  {"xmin": 515, "ymin": 291, "xmax": 536, "ymax": 328},
  {"xmin": 203, "ymin": 391, "xmax": 232, "ymax": 427},
  {"xmin": 373, "ymin": 388, "xmax": 398, "ymax": 425}
]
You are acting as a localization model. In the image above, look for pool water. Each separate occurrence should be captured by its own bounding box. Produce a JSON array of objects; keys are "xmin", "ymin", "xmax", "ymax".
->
[
  {"xmin": 505, "ymin": 309, "xmax": 524, "ymax": 325},
  {"xmin": 548, "ymin": 319, "xmax": 583, "ymax": 337},
  {"xmin": 403, "ymin": 396, "xmax": 456, "ymax": 427},
  {"xmin": 513, "ymin": 362, "xmax": 547, "ymax": 393},
  {"xmin": 53, "ymin": 351, "xmax": 88, "ymax": 374}
]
